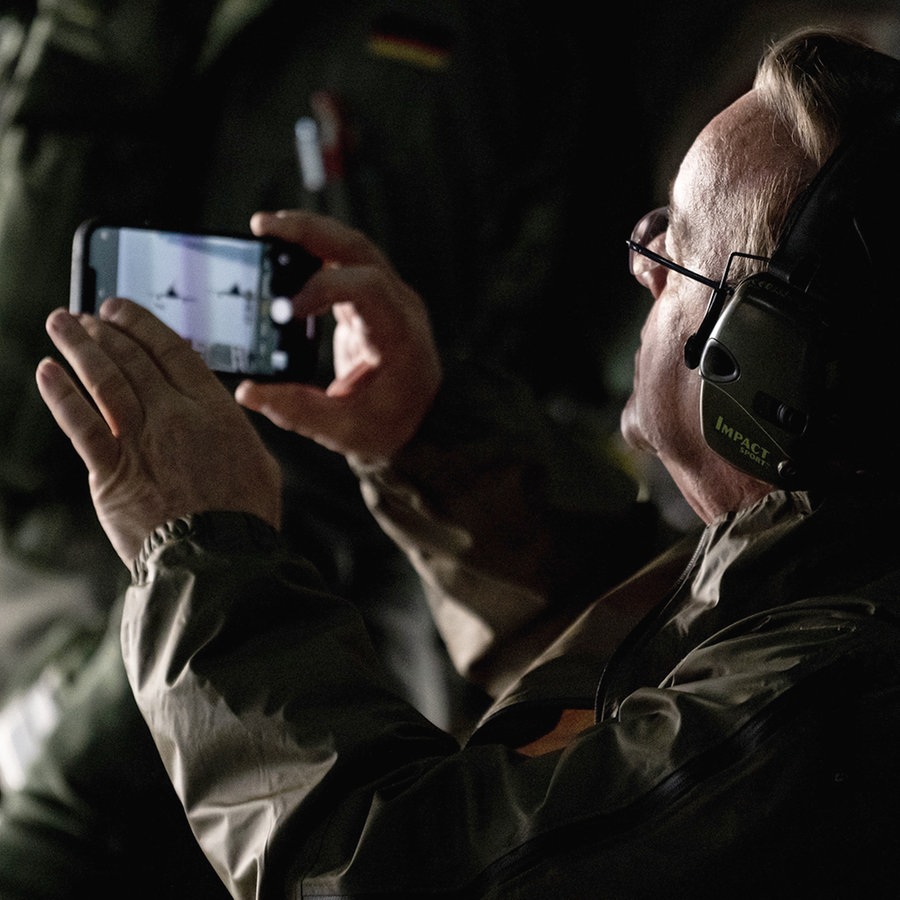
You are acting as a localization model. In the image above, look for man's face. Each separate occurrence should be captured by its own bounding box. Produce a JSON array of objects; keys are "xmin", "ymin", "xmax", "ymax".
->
[{"xmin": 619, "ymin": 91, "xmax": 797, "ymax": 521}]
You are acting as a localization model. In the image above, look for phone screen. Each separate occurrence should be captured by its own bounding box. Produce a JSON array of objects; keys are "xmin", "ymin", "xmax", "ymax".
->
[{"xmin": 79, "ymin": 224, "xmax": 320, "ymax": 380}]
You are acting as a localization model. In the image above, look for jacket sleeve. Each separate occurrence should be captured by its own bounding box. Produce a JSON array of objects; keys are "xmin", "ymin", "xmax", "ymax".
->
[
  {"xmin": 349, "ymin": 361, "xmax": 663, "ymax": 696},
  {"xmin": 121, "ymin": 510, "xmax": 900, "ymax": 899}
]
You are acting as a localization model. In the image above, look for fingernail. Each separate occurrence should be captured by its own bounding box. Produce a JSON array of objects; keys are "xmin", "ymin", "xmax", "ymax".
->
[
  {"xmin": 99, "ymin": 296, "xmax": 123, "ymax": 318},
  {"xmin": 46, "ymin": 308, "xmax": 74, "ymax": 333}
]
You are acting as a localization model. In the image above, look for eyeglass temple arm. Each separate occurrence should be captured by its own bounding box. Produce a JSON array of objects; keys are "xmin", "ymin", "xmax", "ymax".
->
[
  {"xmin": 683, "ymin": 250, "xmax": 770, "ymax": 369},
  {"xmin": 625, "ymin": 240, "xmax": 722, "ymax": 290}
]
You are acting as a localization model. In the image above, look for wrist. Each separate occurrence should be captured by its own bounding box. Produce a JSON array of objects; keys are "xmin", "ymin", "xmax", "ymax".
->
[{"xmin": 130, "ymin": 511, "xmax": 281, "ymax": 585}]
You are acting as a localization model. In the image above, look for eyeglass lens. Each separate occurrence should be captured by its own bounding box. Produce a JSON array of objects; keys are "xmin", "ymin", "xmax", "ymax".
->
[{"xmin": 628, "ymin": 207, "xmax": 668, "ymax": 277}]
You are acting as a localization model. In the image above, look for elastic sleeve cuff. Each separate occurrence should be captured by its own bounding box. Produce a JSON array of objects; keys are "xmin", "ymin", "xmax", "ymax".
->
[{"xmin": 130, "ymin": 511, "xmax": 280, "ymax": 585}]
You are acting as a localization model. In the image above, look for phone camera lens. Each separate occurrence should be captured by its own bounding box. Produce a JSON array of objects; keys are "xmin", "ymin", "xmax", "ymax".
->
[{"xmin": 270, "ymin": 297, "xmax": 293, "ymax": 324}]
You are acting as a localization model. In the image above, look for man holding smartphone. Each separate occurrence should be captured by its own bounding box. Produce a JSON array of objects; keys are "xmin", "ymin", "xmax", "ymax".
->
[{"xmin": 34, "ymin": 23, "xmax": 900, "ymax": 888}]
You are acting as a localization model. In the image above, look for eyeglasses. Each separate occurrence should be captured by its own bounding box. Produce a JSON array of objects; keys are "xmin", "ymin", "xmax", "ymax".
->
[{"xmin": 626, "ymin": 207, "xmax": 725, "ymax": 291}]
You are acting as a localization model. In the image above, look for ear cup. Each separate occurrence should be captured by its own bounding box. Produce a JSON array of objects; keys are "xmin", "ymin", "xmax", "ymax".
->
[{"xmin": 699, "ymin": 273, "xmax": 831, "ymax": 486}]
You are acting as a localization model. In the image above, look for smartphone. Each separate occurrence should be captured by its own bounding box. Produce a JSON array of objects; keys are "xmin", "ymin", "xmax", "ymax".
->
[{"xmin": 70, "ymin": 219, "xmax": 322, "ymax": 380}]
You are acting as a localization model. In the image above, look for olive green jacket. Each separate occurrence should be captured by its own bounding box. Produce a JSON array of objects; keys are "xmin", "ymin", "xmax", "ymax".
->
[{"xmin": 121, "ymin": 408, "xmax": 900, "ymax": 897}]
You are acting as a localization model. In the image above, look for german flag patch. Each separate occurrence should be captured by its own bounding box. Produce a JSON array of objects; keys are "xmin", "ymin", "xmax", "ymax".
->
[{"xmin": 367, "ymin": 13, "xmax": 453, "ymax": 71}]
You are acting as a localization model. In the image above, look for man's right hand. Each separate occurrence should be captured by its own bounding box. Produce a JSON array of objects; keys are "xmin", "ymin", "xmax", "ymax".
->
[{"xmin": 36, "ymin": 299, "xmax": 283, "ymax": 567}]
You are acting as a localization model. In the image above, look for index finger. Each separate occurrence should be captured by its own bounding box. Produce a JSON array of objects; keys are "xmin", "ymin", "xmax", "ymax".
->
[
  {"xmin": 250, "ymin": 210, "xmax": 389, "ymax": 269},
  {"xmin": 96, "ymin": 296, "xmax": 229, "ymax": 400}
]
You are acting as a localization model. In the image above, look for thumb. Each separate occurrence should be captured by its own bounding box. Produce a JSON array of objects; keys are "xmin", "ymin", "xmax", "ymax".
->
[{"xmin": 235, "ymin": 379, "xmax": 355, "ymax": 454}]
